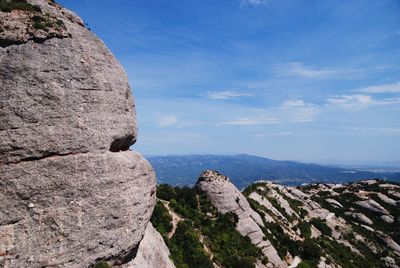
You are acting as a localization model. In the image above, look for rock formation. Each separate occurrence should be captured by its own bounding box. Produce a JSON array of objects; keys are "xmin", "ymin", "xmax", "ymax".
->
[
  {"xmin": 196, "ymin": 170, "xmax": 286, "ymax": 268},
  {"xmin": 245, "ymin": 180, "xmax": 400, "ymax": 267},
  {"xmin": 123, "ymin": 223, "xmax": 175, "ymax": 268},
  {"xmin": 0, "ymin": 0, "xmax": 156, "ymax": 267}
]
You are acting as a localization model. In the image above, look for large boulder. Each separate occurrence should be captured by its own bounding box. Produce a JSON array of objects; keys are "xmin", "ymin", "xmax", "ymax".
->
[{"xmin": 0, "ymin": 0, "xmax": 156, "ymax": 267}]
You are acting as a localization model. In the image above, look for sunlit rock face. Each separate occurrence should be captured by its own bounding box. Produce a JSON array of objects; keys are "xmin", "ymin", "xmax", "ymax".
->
[
  {"xmin": 123, "ymin": 223, "xmax": 176, "ymax": 268},
  {"xmin": 196, "ymin": 170, "xmax": 286, "ymax": 268},
  {"xmin": 0, "ymin": 0, "xmax": 156, "ymax": 266}
]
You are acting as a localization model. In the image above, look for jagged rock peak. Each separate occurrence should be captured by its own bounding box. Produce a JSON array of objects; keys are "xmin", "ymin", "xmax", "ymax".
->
[
  {"xmin": 196, "ymin": 170, "xmax": 286, "ymax": 268},
  {"xmin": 0, "ymin": 0, "xmax": 156, "ymax": 267},
  {"xmin": 198, "ymin": 169, "xmax": 229, "ymax": 182}
]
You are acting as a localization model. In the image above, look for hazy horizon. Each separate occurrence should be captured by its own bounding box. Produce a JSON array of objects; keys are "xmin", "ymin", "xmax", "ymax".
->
[
  {"xmin": 60, "ymin": 0, "xmax": 400, "ymax": 162},
  {"xmin": 145, "ymin": 152, "xmax": 400, "ymax": 168}
]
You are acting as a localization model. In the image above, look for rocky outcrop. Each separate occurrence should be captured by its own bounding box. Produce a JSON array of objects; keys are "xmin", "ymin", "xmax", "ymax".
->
[
  {"xmin": 0, "ymin": 1, "xmax": 156, "ymax": 267},
  {"xmin": 196, "ymin": 170, "xmax": 286, "ymax": 268},
  {"xmin": 123, "ymin": 223, "xmax": 175, "ymax": 268},
  {"xmin": 0, "ymin": 0, "xmax": 71, "ymax": 47},
  {"xmin": 345, "ymin": 212, "xmax": 373, "ymax": 225},
  {"xmin": 355, "ymin": 200, "xmax": 390, "ymax": 215}
]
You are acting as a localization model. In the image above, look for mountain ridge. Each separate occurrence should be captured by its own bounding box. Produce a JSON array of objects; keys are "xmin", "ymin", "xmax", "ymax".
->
[{"xmin": 148, "ymin": 154, "xmax": 400, "ymax": 189}]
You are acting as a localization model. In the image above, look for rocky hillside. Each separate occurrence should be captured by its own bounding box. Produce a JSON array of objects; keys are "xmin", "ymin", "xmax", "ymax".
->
[
  {"xmin": 152, "ymin": 171, "xmax": 400, "ymax": 268},
  {"xmin": 0, "ymin": 0, "xmax": 159, "ymax": 267}
]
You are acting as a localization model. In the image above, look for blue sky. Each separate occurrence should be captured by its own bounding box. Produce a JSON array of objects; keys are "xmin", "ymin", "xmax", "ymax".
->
[{"xmin": 59, "ymin": 0, "xmax": 400, "ymax": 164}]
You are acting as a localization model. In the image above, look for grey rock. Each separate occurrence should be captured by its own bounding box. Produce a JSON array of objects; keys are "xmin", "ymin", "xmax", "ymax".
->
[
  {"xmin": 0, "ymin": 0, "xmax": 156, "ymax": 267},
  {"xmin": 1, "ymin": 0, "xmax": 137, "ymax": 165},
  {"xmin": 355, "ymin": 200, "xmax": 390, "ymax": 215},
  {"xmin": 196, "ymin": 170, "xmax": 286, "ymax": 268},
  {"xmin": 382, "ymin": 256, "xmax": 399, "ymax": 268},
  {"xmin": 344, "ymin": 212, "xmax": 373, "ymax": 225},
  {"xmin": 122, "ymin": 223, "xmax": 175, "ymax": 268},
  {"xmin": 0, "ymin": 1, "xmax": 70, "ymax": 47},
  {"xmin": 0, "ymin": 151, "xmax": 156, "ymax": 267}
]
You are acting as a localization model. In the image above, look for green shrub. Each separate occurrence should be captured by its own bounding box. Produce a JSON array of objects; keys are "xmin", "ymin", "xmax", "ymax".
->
[
  {"xmin": 151, "ymin": 201, "xmax": 172, "ymax": 236},
  {"xmin": 93, "ymin": 261, "xmax": 111, "ymax": 268},
  {"xmin": 204, "ymin": 212, "xmax": 261, "ymax": 267},
  {"xmin": 297, "ymin": 260, "xmax": 316, "ymax": 268},
  {"xmin": 168, "ymin": 220, "xmax": 213, "ymax": 268},
  {"xmin": 310, "ymin": 218, "xmax": 332, "ymax": 236},
  {"xmin": 301, "ymin": 238, "xmax": 321, "ymax": 260},
  {"xmin": 0, "ymin": 0, "xmax": 41, "ymax": 13},
  {"xmin": 297, "ymin": 220, "xmax": 311, "ymax": 238},
  {"xmin": 157, "ymin": 184, "xmax": 177, "ymax": 201}
]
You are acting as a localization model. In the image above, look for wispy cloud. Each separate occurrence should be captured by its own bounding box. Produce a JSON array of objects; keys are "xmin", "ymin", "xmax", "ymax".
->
[
  {"xmin": 348, "ymin": 126, "xmax": 400, "ymax": 133},
  {"xmin": 252, "ymin": 131, "xmax": 294, "ymax": 138},
  {"xmin": 280, "ymin": 99, "xmax": 319, "ymax": 122},
  {"xmin": 327, "ymin": 94, "xmax": 400, "ymax": 109},
  {"xmin": 204, "ymin": 90, "xmax": 253, "ymax": 100},
  {"xmin": 221, "ymin": 99, "xmax": 318, "ymax": 125},
  {"xmin": 156, "ymin": 115, "xmax": 179, "ymax": 128},
  {"xmin": 274, "ymin": 62, "xmax": 336, "ymax": 79},
  {"xmin": 221, "ymin": 117, "xmax": 279, "ymax": 125},
  {"xmin": 240, "ymin": 0, "xmax": 270, "ymax": 6},
  {"xmin": 357, "ymin": 81, "xmax": 400, "ymax": 93}
]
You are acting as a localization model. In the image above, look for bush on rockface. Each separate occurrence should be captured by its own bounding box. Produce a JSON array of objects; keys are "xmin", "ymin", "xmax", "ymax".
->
[
  {"xmin": 93, "ymin": 261, "xmax": 110, "ymax": 268},
  {"xmin": 310, "ymin": 218, "xmax": 332, "ymax": 237},
  {"xmin": 0, "ymin": 0, "xmax": 41, "ymax": 13}
]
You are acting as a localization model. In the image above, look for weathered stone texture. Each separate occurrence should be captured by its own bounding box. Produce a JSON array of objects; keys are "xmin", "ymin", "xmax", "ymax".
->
[
  {"xmin": 196, "ymin": 170, "xmax": 286, "ymax": 268},
  {"xmin": 123, "ymin": 223, "xmax": 175, "ymax": 268},
  {"xmin": 0, "ymin": 0, "xmax": 156, "ymax": 267}
]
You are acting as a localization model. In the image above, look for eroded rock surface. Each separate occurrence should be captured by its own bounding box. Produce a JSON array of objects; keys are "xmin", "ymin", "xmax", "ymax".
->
[
  {"xmin": 196, "ymin": 170, "xmax": 286, "ymax": 268},
  {"xmin": 123, "ymin": 223, "xmax": 175, "ymax": 268},
  {"xmin": 0, "ymin": 0, "xmax": 156, "ymax": 267}
]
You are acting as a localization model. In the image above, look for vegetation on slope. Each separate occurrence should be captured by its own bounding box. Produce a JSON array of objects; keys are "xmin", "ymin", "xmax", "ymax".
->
[
  {"xmin": 0, "ymin": 0, "xmax": 41, "ymax": 13},
  {"xmin": 152, "ymin": 184, "xmax": 262, "ymax": 268},
  {"xmin": 152, "ymin": 179, "xmax": 400, "ymax": 268},
  {"xmin": 243, "ymin": 180, "xmax": 400, "ymax": 268}
]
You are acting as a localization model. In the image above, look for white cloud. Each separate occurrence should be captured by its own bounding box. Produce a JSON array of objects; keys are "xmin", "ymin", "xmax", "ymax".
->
[
  {"xmin": 280, "ymin": 99, "xmax": 319, "ymax": 122},
  {"xmin": 348, "ymin": 126, "xmax": 400, "ymax": 133},
  {"xmin": 221, "ymin": 117, "xmax": 279, "ymax": 125},
  {"xmin": 156, "ymin": 115, "xmax": 179, "ymax": 128},
  {"xmin": 274, "ymin": 62, "xmax": 336, "ymax": 79},
  {"xmin": 281, "ymin": 99, "xmax": 307, "ymax": 108},
  {"xmin": 204, "ymin": 90, "xmax": 253, "ymax": 100},
  {"xmin": 221, "ymin": 99, "xmax": 318, "ymax": 125},
  {"xmin": 327, "ymin": 94, "xmax": 400, "ymax": 109},
  {"xmin": 241, "ymin": 0, "xmax": 269, "ymax": 5},
  {"xmin": 327, "ymin": 95, "xmax": 373, "ymax": 108},
  {"xmin": 252, "ymin": 131, "xmax": 294, "ymax": 138},
  {"xmin": 358, "ymin": 81, "xmax": 400, "ymax": 93}
]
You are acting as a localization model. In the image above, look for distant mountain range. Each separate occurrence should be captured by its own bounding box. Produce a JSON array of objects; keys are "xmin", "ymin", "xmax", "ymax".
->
[{"xmin": 147, "ymin": 154, "xmax": 400, "ymax": 189}]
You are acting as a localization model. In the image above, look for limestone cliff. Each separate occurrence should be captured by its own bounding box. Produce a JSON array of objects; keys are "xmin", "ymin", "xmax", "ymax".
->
[
  {"xmin": 196, "ymin": 170, "xmax": 286, "ymax": 268},
  {"xmin": 0, "ymin": 0, "xmax": 156, "ymax": 267}
]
